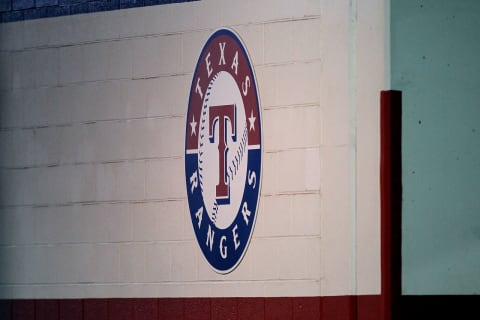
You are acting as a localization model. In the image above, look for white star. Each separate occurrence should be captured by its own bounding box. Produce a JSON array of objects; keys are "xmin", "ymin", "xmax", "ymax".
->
[
  {"xmin": 248, "ymin": 110, "xmax": 256, "ymax": 131},
  {"xmin": 190, "ymin": 115, "xmax": 197, "ymax": 136}
]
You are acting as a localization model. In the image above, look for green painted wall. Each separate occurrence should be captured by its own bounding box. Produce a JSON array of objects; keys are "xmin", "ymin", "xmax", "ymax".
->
[{"xmin": 392, "ymin": 0, "xmax": 480, "ymax": 294}]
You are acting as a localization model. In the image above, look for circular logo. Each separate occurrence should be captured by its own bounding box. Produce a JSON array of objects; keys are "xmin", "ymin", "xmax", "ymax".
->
[{"xmin": 185, "ymin": 28, "xmax": 262, "ymax": 273}]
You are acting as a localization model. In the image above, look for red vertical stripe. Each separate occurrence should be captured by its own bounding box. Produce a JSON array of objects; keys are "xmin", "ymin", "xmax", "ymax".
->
[{"xmin": 380, "ymin": 90, "xmax": 402, "ymax": 320}]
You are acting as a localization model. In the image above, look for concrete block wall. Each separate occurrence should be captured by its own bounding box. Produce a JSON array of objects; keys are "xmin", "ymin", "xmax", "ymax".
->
[{"xmin": 0, "ymin": 0, "xmax": 387, "ymax": 299}]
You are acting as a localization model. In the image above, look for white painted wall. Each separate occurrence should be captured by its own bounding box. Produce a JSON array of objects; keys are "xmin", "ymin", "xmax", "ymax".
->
[{"xmin": 0, "ymin": 0, "xmax": 386, "ymax": 298}]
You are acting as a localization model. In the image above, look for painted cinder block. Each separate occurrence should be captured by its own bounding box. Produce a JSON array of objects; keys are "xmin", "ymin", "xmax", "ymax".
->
[
  {"xmin": 132, "ymin": 201, "xmax": 185, "ymax": 242},
  {"xmin": 256, "ymin": 193, "xmax": 321, "ymax": 238},
  {"xmin": 95, "ymin": 161, "xmax": 145, "ymax": 202},
  {"xmin": 32, "ymin": 48, "xmax": 59, "ymax": 87},
  {"xmin": 69, "ymin": 81, "xmax": 127, "ymax": 123},
  {"xmin": 38, "ymin": 244, "xmax": 77, "ymax": 284},
  {"xmin": 83, "ymin": 41, "xmax": 110, "ymax": 82},
  {"xmin": 250, "ymin": 237, "xmax": 280, "ymax": 280},
  {"xmin": 256, "ymin": 195, "xmax": 292, "ymax": 238},
  {"xmin": 59, "ymin": 45, "xmax": 83, "ymax": 84},
  {"xmin": 263, "ymin": 280, "xmax": 320, "ymax": 297},
  {"xmin": 0, "ymin": 131, "xmax": 9, "ymax": 167},
  {"xmin": 88, "ymin": 10, "xmax": 124, "ymax": 42},
  {"xmin": 91, "ymin": 121, "xmax": 130, "ymax": 162},
  {"xmin": 120, "ymin": 79, "xmax": 149, "ymax": 119},
  {"xmin": 79, "ymin": 243, "xmax": 120, "ymax": 283},
  {"xmin": 62, "ymin": 124, "xmax": 95, "ymax": 164},
  {"xmin": 146, "ymin": 117, "xmax": 185, "ymax": 158},
  {"xmin": 132, "ymin": 34, "xmax": 182, "ymax": 79},
  {"xmin": 2, "ymin": 245, "xmax": 43, "ymax": 284},
  {"xmin": 39, "ymin": 165, "xmax": 74, "ymax": 205},
  {"xmin": 276, "ymin": 236, "xmax": 321, "ymax": 280},
  {"xmin": 263, "ymin": 105, "xmax": 321, "ymax": 152},
  {"xmin": 196, "ymin": 240, "xmax": 254, "ymax": 282},
  {"xmin": 23, "ymin": 18, "xmax": 51, "ymax": 48},
  {"xmin": 0, "ymin": 90, "xmax": 24, "ymax": 129},
  {"xmin": 68, "ymin": 83, "xmax": 95, "ymax": 123},
  {"xmin": 45, "ymin": 86, "xmax": 73, "ymax": 126},
  {"xmin": 276, "ymin": 61, "xmax": 321, "ymax": 107},
  {"xmin": 78, "ymin": 43, "xmax": 125, "ymax": 85},
  {"xmin": 144, "ymin": 242, "xmax": 172, "ymax": 282},
  {"xmin": 16, "ymin": 167, "xmax": 39, "ymax": 205},
  {"xmin": 231, "ymin": 23, "xmax": 264, "ymax": 67},
  {"xmin": 318, "ymin": 1, "xmax": 350, "ymax": 149},
  {"xmin": 320, "ymin": 145, "xmax": 355, "ymax": 295},
  {"xmin": 181, "ymin": 29, "xmax": 214, "ymax": 75},
  {"xmin": 0, "ymin": 129, "xmax": 35, "ymax": 168},
  {"xmin": 0, "ymin": 22, "xmax": 24, "ymax": 51},
  {"xmin": 107, "ymin": 40, "xmax": 134, "ymax": 80},
  {"xmin": 0, "ymin": 51, "xmax": 12, "ymax": 91},
  {"xmin": 12, "ymin": 49, "xmax": 37, "ymax": 89},
  {"xmin": 54, "ymin": 13, "xmax": 91, "ymax": 45},
  {"xmin": 145, "ymin": 158, "xmax": 184, "ymax": 200},
  {"xmin": 0, "ymin": 207, "xmax": 34, "ymax": 245},
  {"xmin": 0, "ymin": 168, "xmax": 14, "ymax": 206},
  {"xmin": 22, "ymin": 87, "xmax": 54, "ymax": 127},
  {"xmin": 84, "ymin": 203, "xmax": 133, "ymax": 243},
  {"xmin": 256, "ymin": 60, "xmax": 321, "ymax": 108},
  {"xmin": 118, "ymin": 243, "xmax": 147, "ymax": 283},
  {"xmin": 171, "ymin": 241, "xmax": 197, "ymax": 282},
  {"xmin": 262, "ymin": 148, "xmax": 321, "ymax": 195},
  {"xmin": 33, "ymin": 126, "xmax": 63, "ymax": 166},
  {"xmin": 0, "ymin": 0, "xmax": 386, "ymax": 301},
  {"xmin": 146, "ymin": 75, "xmax": 188, "ymax": 118},
  {"xmin": 265, "ymin": 18, "xmax": 321, "ymax": 64},
  {"xmin": 33, "ymin": 206, "xmax": 69, "ymax": 244}
]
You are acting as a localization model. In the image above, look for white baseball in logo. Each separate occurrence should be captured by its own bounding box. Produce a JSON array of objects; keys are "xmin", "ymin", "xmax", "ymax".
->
[{"xmin": 198, "ymin": 71, "xmax": 248, "ymax": 230}]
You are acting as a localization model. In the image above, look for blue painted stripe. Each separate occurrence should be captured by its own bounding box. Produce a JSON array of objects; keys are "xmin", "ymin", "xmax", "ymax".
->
[
  {"xmin": 0, "ymin": 0, "xmax": 12, "ymax": 12},
  {"xmin": 0, "ymin": 0, "xmax": 198, "ymax": 23}
]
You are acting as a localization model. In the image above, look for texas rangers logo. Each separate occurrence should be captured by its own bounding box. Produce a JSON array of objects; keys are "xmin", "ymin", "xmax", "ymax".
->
[{"xmin": 185, "ymin": 28, "xmax": 262, "ymax": 273}]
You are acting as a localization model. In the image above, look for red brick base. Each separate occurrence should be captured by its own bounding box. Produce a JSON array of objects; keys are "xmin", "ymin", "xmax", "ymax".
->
[{"xmin": 0, "ymin": 295, "xmax": 382, "ymax": 320}]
